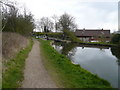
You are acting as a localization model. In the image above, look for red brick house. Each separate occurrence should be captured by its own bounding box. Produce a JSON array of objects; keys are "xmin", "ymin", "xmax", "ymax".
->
[{"xmin": 75, "ymin": 29, "xmax": 111, "ymax": 42}]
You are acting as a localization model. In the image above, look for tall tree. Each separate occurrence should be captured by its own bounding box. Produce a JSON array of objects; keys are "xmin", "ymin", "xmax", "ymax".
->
[
  {"xmin": 58, "ymin": 13, "xmax": 78, "ymax": 41},
  {"xmin": 58, "ymin": 13, "xmax": 77, "ymax": 32},
  {"xmin": 1, "ymin": 1, "xmax": 35, "ymax": 36},
  {"xmin": 52, "ymin": 15, "xmax": 59, "ymax": 32},
  {"xmin": 38, "ymin": 17, "xmax": 54, "ymax": 32}
]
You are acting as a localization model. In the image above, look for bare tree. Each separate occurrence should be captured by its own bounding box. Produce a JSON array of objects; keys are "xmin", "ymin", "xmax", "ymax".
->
[
  {"xmin": 52, "ymin": 15, "xmax": 59, "ymax": 32},
  {"xmin": 38, "ymin": 17, "xmax": 54, "ymax": 32},
  {"xmin": 58, "ymin": 13, "xmax": 77, "ymax": 32}
]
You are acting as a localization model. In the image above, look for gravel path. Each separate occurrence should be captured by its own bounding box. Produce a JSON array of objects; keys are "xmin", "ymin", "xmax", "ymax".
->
[{"xmin": 22, "ymin": 40, "xmax": 57, "ymax": 88}]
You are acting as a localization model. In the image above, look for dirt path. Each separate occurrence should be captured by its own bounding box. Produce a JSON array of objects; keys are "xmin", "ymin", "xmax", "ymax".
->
[{"xmin": 22, "ymin": 40, "xmax": 57, "ymax": 88}]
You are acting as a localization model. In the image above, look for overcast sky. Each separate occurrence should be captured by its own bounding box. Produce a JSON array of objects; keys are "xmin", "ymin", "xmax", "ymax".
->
[{"xmin": 15, "ymin": 0, "xmax": 119, "ymax": 32}]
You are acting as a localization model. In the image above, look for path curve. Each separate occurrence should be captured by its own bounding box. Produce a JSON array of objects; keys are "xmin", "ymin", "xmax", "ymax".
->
[{"xmin": 22, "ymin": 40, "xmax": 57, "ymax": 88}]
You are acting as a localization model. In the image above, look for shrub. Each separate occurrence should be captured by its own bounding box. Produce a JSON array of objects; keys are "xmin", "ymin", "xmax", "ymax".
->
[{"xmin": 63, "ymin": 30, "xmax": 81, "ymax": 42}]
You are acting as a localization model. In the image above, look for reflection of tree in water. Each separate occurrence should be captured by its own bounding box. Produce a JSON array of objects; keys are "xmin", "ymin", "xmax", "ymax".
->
[
  {"xmin": 99, "ymin": 48, "xmax": 106, "ymax": 52},
  {"xmin": 53, "ymin": 42, "xmax": 77, "ymax": 59},
  {"xmin": 68, "ymin": 47, "xmax": 77, "ymax": 57},
  {"xmin": 111, "ymin": 45, "xmax": 120, "ymax": 65},
  {"xmin": 52, "ymin": 42, "xmax": 63, "ymax": 54},
  {"xmin": 61, "ymin": 43, "xmax": 77, "ymax": 55}
]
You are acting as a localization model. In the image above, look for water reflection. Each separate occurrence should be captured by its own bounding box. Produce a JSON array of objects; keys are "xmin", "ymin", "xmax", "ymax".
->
[
  {"xmin": 52, "ymin": 42, "xmax": 77, "ymax": 55},
  {"xmin": 111, "ymin": 46, "xmax": 120, "ymax": 65},
  {"xmin": 111, "ymin": 45, "xmax": 120, "ymax": 89},
  {"xmin": 52, "ymin": 42, "xmax": 119, "ymax": 88}
]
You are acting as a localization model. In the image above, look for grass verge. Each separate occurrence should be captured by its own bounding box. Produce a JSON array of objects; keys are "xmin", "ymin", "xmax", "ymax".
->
[
  {"xmin": 39, "ymin": 39, "xmax": 112, "ymax": 88},
  {"xmin": 2, "ymin": 38, "xmax": 33, "ymax": 88}
]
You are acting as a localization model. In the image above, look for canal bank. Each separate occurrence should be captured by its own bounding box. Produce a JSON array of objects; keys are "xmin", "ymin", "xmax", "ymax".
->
[
  {"xmin": 47, "ymin": 37, "xmax": 115, "ymax": 47},
  {"xmin": 39, "ymin": 39, "xmax": 112, "ymax": 88},
  {"xmin": 52, "ymin": 41, "xmax": 119, "ymax": 88}
]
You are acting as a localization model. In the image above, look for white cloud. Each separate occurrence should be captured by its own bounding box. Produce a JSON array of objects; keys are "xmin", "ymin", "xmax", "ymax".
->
[{"xmin": 69, "ymin": 2, "xmax": 118, "ymax": 32}]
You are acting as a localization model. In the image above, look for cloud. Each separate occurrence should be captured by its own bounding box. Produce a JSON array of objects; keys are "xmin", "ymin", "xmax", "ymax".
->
[
  {"xmin": 71, "ymin": 2, "xmax": 118, "ymax": 32},
  {"xmin": 15, "ymin": 0, "xmax": 118, "ymax": 32}
]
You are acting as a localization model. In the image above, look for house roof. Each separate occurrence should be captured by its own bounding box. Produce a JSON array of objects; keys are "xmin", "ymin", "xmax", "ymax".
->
[{"xmin": 75, "ymin": 29, "xmax": 111, "ymax": 37}]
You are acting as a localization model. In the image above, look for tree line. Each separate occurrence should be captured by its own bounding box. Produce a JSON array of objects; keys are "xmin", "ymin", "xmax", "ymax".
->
[
  {"xmin": 2, "ymin": 1, "xmax": 119, "ymax": 44},
  {"xmin": 1, "ymin": 1, "xmax": 35, "ymax": 36},
  {"xmin": 35, "ymin": 13, "xmax": 79, "ymax": 42},
  {"xmin": 35, "ymin": 13, "xmax": 80, "ymax": 42},
  {"xmin": 1, "ymin": 0, "xmax": 79, "ymax": 42},
  {"xmin": 36, "ymin": 13, "xmax": 77, "ymax": 33},
  {"xmin": 1, "ymin": 0, "xmax": 77, "ymax": 37}
]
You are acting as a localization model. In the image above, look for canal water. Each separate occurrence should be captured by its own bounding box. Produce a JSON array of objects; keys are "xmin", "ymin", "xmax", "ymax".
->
[{"xmin": 52, "ymin": 42, "xmax": 120, "ymax": 88}]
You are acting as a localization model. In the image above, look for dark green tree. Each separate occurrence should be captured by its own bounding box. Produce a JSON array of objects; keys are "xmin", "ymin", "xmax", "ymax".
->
[
  {"xmin": 111, "ymin": 45, "xmax": 120, "ymax": 65},
  {"xmin": 111, "ymin": 34, "xmax": 120, "ymax": 44},
  {"xmin": 58, "ymin": 13, "xmax": 77, "ymax": 31},
  {"xmin": 2, "ymin": 1, "xmax": 35, "ymax": 36},
  {"xmin": 58, "ymin": 13, "xmax": 79, "ymax": 42}
]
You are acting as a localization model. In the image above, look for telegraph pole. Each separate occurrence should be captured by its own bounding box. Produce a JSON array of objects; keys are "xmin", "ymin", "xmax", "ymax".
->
[{"xmin": 118, "ymin": 1, "xmax": 120, "ymax": 32}]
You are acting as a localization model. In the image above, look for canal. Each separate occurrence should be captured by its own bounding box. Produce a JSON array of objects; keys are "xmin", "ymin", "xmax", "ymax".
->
[{"xmin": 52, "ymin": 42, "xmax": 120, "ymax": 88}]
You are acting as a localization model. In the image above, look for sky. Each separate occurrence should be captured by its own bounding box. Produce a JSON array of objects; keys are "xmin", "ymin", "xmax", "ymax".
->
[{"xmin": 13, "ymin": 0, "xmax": 119, "ymax": 32}]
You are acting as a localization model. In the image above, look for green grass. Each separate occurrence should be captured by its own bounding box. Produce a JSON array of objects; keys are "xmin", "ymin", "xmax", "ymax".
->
[
  {"xmin": 2, "ymin": 39, "xmax": 33, "ymax": 88},
  {"xmin": 87, "ymin": 41, "xmax": 112, "ymax": 45},
  {"xmin": 39, "ymin": 39, "xmax": 112, "ymax": 88},
  {"xmin": 75, "ymin": 41, "xmax": 116, "ymax": 47}
]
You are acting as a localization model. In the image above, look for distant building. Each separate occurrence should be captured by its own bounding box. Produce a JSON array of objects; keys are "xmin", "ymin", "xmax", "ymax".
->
[{"xmin": 75, "ymin": 29, "xmax": 111, "ymax": 42}]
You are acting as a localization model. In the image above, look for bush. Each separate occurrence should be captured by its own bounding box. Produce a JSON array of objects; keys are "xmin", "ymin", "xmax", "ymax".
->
[
  {"xmin": 63, "ymin": 30, "xmax": 81, "ymax": 42},
  {"xmin": 34, "ymin": 32, "xmax": 63, "ymax": 39},
  {"xmin": 47, "ymin": 32, "xmax": 63, "ymax": 38},
  {"xmin": 2, "ymin": 1, "xmax": 35, "ymax": 36}
]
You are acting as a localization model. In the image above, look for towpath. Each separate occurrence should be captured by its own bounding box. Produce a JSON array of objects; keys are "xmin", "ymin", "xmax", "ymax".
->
[{"xmin": 22, "ymin": 40, "xmax": 57, "ymax": 88}]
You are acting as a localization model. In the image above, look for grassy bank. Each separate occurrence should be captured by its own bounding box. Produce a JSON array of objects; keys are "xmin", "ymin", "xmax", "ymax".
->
[
  {"xmin": 75, "ymin": 42, "xmax": 115, "ymax": 47},
  {"xmin": 2, "ymin": 32, "xmax": 29, "ymax": 60},
  {"xmin": 2, "ymin": 39, "xmax": 33, "ymax": 88},
  {"xmin": 39, "ymin": 39, "xmax": 112, "ymax": 88}
]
